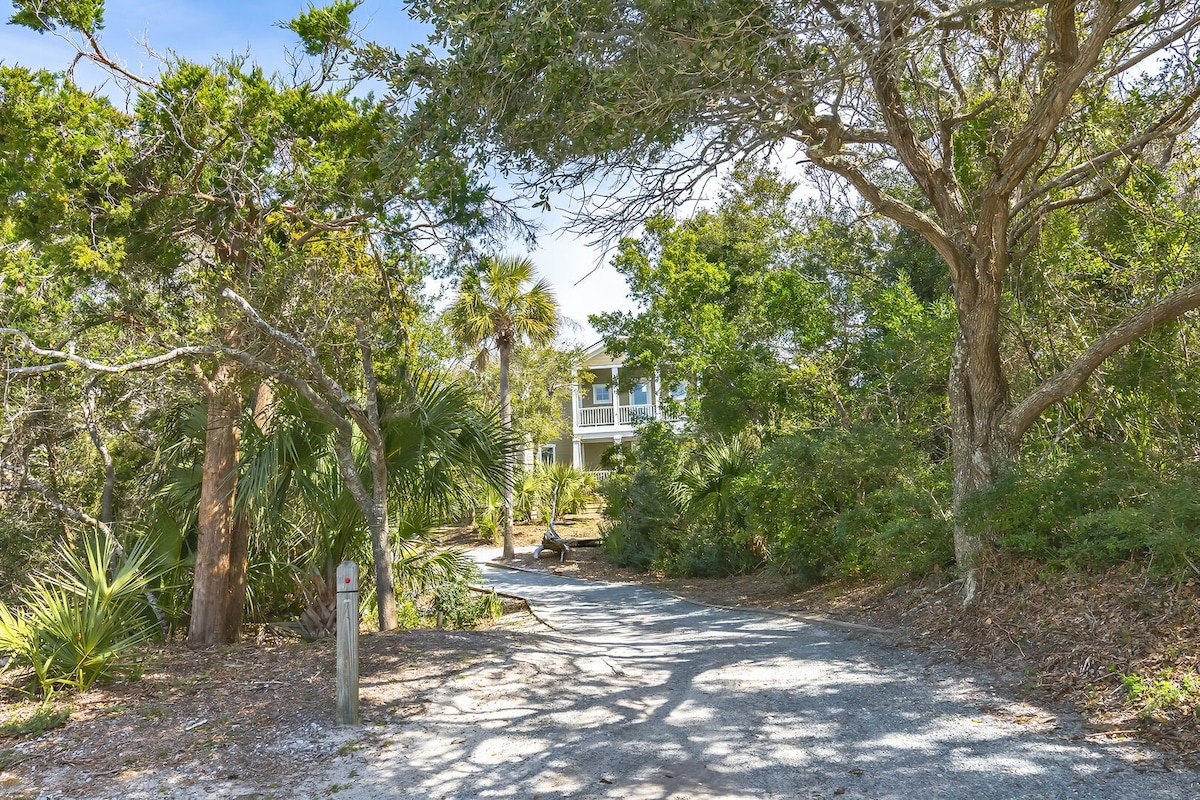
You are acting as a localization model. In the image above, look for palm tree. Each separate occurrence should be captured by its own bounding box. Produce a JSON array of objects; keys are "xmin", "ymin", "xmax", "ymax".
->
[{"xmin": 449, "ymin": 256, "xmax": 559, "ymax": 560}]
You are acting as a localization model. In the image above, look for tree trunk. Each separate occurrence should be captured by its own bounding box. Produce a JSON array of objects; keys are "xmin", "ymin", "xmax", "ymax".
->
[
  {"xmin": 366, "ymin": 483, "xmax": 398, "ymax": 630},
  {"xmin": 220, "ymin": 381, "xmax": 275, "ymax": 642},
  {"xmin": 947, "ymin": 289, "xmax": 1014, "ymax": 604},
  {"xmin": 498, "ymin": 340, "xmax": 516, "ymax": 560},
  {"xmin": 189, "ymin": 363, "xmax": 242, "ymax": 646},
  {"xmin": 357, "ymin": 322, "xmax": 398, "ymax": 631}
]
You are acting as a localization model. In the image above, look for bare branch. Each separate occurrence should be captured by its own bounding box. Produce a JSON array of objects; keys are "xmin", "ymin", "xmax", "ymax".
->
[
  {"xmin": 218, "ymin": 289, "xmax": 371, "ymax": 432},
  {"xmin": 1002, "ymin": 282, "xmax": 1200, "ymax": 441},
  {"xmin": 1, "ymin": 329, "xmax": 219, "ymax": 375},
  {"xmin": 0, "ymin": 457, "xmax": 110, "ymax": 534}
]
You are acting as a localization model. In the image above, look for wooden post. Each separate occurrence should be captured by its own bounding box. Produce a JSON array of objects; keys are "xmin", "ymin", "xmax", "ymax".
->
[{"xmin": 335, "ymin": 560, "xmax": 359, "ymax": 727}]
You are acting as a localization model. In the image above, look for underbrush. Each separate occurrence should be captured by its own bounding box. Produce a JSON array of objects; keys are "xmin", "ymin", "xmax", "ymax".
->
[
  {"xmin": 603, "ymin": 428, "xmax": 1200, "ymax": 589},
  {"xmin": 963, "ymin": 444, "xmax": 1200, "ymax": 580},
  {"xmin": 601, "ymin": 422, "xmax": 955, "ymax": 583}
]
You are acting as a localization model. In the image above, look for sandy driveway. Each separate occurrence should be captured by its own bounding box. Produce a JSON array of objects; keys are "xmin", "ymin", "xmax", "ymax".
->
[{"xmin": 322, "ymin": 557, "xmax": 1200, "ymax": 799}]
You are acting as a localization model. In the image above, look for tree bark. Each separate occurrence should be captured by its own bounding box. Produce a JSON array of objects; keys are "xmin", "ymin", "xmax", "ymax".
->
[
  {"xmin": 498, "ymin": 339, "xmax": 516, "ymax": 560},
  {"xmin": 358, "ymin": 322, "xmax": 398, "ymax": 631},
  {"xmin": 221, "ymin": 380, "xmax": 275, "ymax": 643},
  {"xmin": 189, "ymin": 362, "xmax": 242, "ymax": 646},
  {"xmin": 947, "ymin": 318, "xmax": 1014, "ymax": 603}
]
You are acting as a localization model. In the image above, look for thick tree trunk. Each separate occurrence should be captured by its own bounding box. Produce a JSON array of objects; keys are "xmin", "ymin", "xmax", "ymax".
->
[
  {"xmin": 498, "ymin": 341, "xmax": 516, "ymax": 560},
  {"xmin": 189, "ymin": 364, "xmax": 242, "ymax": 646},
  {"xmin": 221, "ymin": 381, "xmax": 275, "ymax": 642},
  {"xmin": 947, "ymin": 284, "xmax": 1014, "ymax": 603}
]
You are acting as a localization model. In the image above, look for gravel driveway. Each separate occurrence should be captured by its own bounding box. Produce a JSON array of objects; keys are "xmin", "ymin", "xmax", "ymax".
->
[{"xmin": 330, "ymin": 559, "xmax": 1200, "ymax": 799}]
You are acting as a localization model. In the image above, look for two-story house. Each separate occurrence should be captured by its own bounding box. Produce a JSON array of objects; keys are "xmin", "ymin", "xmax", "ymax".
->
[{"xmin": 537, "ymin": 343, "xmax": 684, "ymax": 478}]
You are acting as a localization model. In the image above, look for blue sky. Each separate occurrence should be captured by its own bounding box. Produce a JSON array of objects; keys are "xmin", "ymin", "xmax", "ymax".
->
[{"xmin": 0, "ymin": 0, "xmax": 633, "ymax": 343}]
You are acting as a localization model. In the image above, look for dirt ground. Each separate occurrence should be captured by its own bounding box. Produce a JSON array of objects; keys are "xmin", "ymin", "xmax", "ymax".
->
[{"xmin": 2, "ymin": 513, "xmax": 1198, "ymax": 797}]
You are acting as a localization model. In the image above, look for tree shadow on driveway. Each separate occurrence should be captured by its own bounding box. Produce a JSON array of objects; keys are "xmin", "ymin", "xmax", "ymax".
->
[{"xmin": 339, "ymin": 567, "xmax": 1199, "ymax": 800}]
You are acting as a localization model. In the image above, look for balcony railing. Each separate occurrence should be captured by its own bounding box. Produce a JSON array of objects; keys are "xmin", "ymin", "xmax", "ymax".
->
[
  {"xmin": 619, "ymin": 404, "xmax": 654, "ymax": 424},
  {"xmin": 577, "ymin": 404, "xmax": 682, "ymax": 428},
  {"xmin": 578, "ymin": 406, "xmax": 615, "ymax": 427}
]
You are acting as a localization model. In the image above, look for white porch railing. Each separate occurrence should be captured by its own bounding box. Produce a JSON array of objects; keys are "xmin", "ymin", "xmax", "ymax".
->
[
  {"xmin": 619, "ymin": 404, "xmax": 655, "ymax": 424},
  {"xmin": 577, "ymin": 404, "xmax": 685, "ymax": 428},
  {"xmin": 588, "ymin": 469, "xmax": 613, "ymax": 482},
  {"xmin": 578, "ymin": 406, "xmax": 615, "ymax": 427}
]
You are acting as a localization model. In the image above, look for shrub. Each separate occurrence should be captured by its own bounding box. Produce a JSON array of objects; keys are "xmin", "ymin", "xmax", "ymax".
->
[
  {"xmin": 743, "ymin": 424, "xmax": 951, "ymax": 582},
  {"xmin": 601, "ymin": 422, "xmax": 685, "ymax": 571},
  {"xmin": 671, "ymin": 436, "xmax": 763, "ymax": 576},
  {"xmin": 0, "ymin": 533, "xmax": 165, "ymax": 697},
  {"xmin": 536, "ymin": 463, "xmax": 597, "ymax": 519},
  {"xmin": 600, "ymin": 421, "xmax": 953, "ymax": 582},
  {"xmin": 430, "ymin": 581, "xmax": 503, "ymax": 628},
  {"xmin": 962, "ymin": 444, "xmax": 1200, "ymax": 577}
]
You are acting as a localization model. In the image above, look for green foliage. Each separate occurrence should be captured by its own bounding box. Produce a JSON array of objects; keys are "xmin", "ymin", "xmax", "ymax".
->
[
  {"xmin": 594, "ymin": 166, "xmax": 837, "ymax": 438},
  {"xmin": 0, "ymin": 704, "xmax": 69, "ymax": 738},
  {"xmin": 743, "ymin": 425, "xmax": 953, "ymax": 583},
  {"xmin": 448, "ymin": 255, "xmax": 559, "ymax": 357},
  {"xmin": 601, "ymin": 422, "xmax": 684, "ymax": 572},
  {"xmin": 602, "ymin": 421, "xmax": 952, "ymax": 582},
  {"xmin": 0, "ymin": 533, "xmax": 164, "ymax": 697},
  {"xmin": 1122, "ymin": 669, "xmax": 1200, "ymax": 720},
  {"xmin": 538, "ymin": 463, "xmax": 598, "ymax": 518},
  {"xmin": 288, "ymin": 1, "xmax": 360, "ymax": 56},
  {"xmin": 669, "ymin": 436, "xmax": 761, "ymax": 577},
  {"xmin": 9, "ymin": 0, "xmax": 104, "ymax": 34},
  {"xmin": 962, "ymin": 445, "xmax": 1200, "ymax": 578},
  {"xmin": 430, "ymin": 582, "xmax": 502, "ymax": 629}
]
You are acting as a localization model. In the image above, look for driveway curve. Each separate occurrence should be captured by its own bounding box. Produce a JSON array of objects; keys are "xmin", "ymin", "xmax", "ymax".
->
[{"xmin": 337, "ymin": 558, "xmax": 1200, "ymax": 799}]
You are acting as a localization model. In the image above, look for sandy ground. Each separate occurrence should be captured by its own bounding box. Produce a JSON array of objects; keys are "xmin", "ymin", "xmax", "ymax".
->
[
  {"xmin": 4, "ymin": 518, "xmax": 1198, "ymax": 797},
  {"xmin": 312, "ymin": 557, "xmax": 1200, "ymax": 799}
]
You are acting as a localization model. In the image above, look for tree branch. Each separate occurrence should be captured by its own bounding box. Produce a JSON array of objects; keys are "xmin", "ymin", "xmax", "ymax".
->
[
  {"xmin": 1, "ymin": 329, "xmax": 219, "ymax": 375},
  {"xmin": 0, "ymin": 456, "xmax": 110, "ymax": 534},
  {"xmin": 1002, "ymin": 282, "xmax": 1200, "ymax": 441},
  {"xmin": 219, "ymin": 289, "xmax": 371, "ymax": 432}
]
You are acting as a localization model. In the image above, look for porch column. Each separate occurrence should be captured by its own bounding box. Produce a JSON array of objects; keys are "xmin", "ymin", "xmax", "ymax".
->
[
  {"xmin": 572, "ymin": 437, "xmax": 583, "ymax": 469},
  {"xmin": 611, "ymin": 366, "xmax": 621, "ymax": 425},
  {"xmin": 571, "ymin": 382, "xmax": 581, "ymax": 431},
  {"xmin": 653, "ymin": 373, "xmax": 662, "ymax": 419}
]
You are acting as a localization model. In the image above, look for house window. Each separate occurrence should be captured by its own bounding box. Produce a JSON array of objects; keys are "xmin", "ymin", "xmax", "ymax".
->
[
  {"xmin": 539, "ymin": 444, "xmax": 556, "ymax": 465},
  {"xmin": 631, "ymin": 381, "xmax": 650, "ymax": 405},
  {"xmin": 670, "ymin": 383, "xmax": 687, "ymax": 400},
  {"xmin": 592, "ymin": 383, "xmax": 612, "ymax": 404}
]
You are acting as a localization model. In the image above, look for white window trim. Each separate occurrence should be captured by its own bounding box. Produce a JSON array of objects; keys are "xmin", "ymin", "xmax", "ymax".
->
[
  {"xmin": 632, "ymin": 381, "xmax": 650, "ymax": 405},
  {"xmin": 592, "ymin": 383, "xmax": 612, "ymax": 404},
  {"xmin": 539, "ymin": 444, "xmax": 556, "ymax": 465}
]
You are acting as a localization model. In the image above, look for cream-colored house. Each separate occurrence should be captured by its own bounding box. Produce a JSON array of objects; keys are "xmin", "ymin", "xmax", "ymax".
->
[{"xmin": 536, "ymin": 343, "xmax": 684, "ymax": 477}]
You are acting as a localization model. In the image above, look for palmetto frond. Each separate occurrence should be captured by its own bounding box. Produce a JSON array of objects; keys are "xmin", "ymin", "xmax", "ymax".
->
[
  {"xmin": 672, "ymin": 436, "xmax": 754, "ymax": 524},
  {"xmin": 384, "ymin": 372, "xmax": 508, "ymax": 516},
  {"xmin": 447, "ymin": 255, "xmax": 560, "ymax": 353}
]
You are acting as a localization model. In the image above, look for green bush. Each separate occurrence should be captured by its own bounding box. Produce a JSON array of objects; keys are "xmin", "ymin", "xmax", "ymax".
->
[
  {"xmin": 671, "ymin": 436, "xmax": 762, "ymax": 577},
  {"xmin": 601, "ymin": 422, "xmax": 685, "ymax": 571},
  {"xmin": 430, "ymin": 581, "xmax": 503, "ymax": 628},
  {"xmin": 740, "ymin": 424, "xmax": 950, "ymax": 582},
  {"xmin": 963, "ymin": 445, "xmax": 1200, "ymax": 576},
  {"xmin": 600, "ymin": 422, "xmax": 952, "ymax": 582},
  {"xmin": 0, "ymin": 533, "xmax": 165, "ymax": 697}
]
